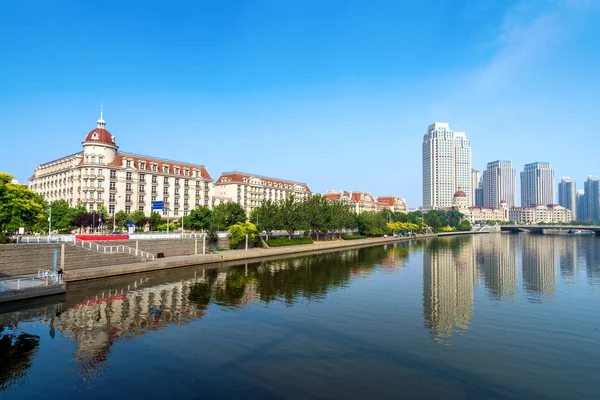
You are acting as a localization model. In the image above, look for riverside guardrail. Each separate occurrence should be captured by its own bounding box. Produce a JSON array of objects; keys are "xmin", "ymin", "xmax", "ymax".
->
[{"xmin": 73, "ymin": 239, "xmax": 155, "ymax": 261}]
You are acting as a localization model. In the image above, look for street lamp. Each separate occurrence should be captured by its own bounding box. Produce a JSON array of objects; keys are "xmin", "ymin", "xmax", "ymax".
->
[{"xmin": 48, "ymin": 206, "xmax": 52, "ymax": 235}]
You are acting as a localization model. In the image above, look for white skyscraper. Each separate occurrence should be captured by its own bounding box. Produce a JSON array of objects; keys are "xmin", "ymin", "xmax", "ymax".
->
[
  {"xmin": 521, "ymin": 162, "xmax": 555, "ymax": 207},
  {"xmin": 483, "ymin": 161, "xmax": 516, "ymax": 208},
  {"xmin": 422, "ymin": 123, "xmax": 472, "ymax": 209}
]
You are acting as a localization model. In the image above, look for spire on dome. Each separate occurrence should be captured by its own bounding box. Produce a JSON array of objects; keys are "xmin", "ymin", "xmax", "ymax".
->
[{"xmin": 97, "ymin": 104, "xmax": 106, "ymax": 129}]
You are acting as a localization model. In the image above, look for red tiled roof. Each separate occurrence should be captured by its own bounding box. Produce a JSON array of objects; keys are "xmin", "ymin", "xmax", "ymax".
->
[
  {"xmin": 84, "ymin": 128, "xmax": 116, "ymax": 146},
  {"xmin": 324, "ymin": 192, "xmax": 341, "ymax": 200},
  {"xmin": 351, "ymin": 192, "xmax": 374, "ymax": 203},
  {"xmin": 215, "ymin": 172, "xmax": 311, "ymax": 192},
  {"xmin": 106, "ymin": 153, "xmax": 212, "ymax": 180},
  {"xmin": 454, "ymin": 190, "xmax": 467, "ymax": 198}
]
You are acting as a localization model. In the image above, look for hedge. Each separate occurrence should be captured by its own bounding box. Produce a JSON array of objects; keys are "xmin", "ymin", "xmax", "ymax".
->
[
  {"xmin": 265, "ymin": 237, "xmax": 314, "ymax": 247},
  {"xmin": 341, "ymin": 235, "xmax": 367, "ymax": 240}
]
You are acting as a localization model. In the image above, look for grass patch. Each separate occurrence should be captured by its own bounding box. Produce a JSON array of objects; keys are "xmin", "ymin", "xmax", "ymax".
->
[
  {"xmin": 266, "ymin": 237, "xmax": 313, "ymax": 247},
  {"xmin": 342, "ymin": 235, "xmax": 367, "ymax": 240}
]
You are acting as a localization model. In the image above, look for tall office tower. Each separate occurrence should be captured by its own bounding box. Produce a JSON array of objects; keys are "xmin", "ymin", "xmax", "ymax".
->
[
  {"xmin": 475, "ymin": 181, "xmax": 484, "ymax": 207},
  {"xmin": 584, "ymin": 176, "xmax": 600, "ymax": 221},
  {"xmin": 482, "ymin": 161, "xmax": 516, "ymax": 208},
  {"xmin": 422, "ymin": 123, "xmax": 472, "ymax": 209},
  {"xmin": 470, "ymin": 169, "xmax": 480, "ymax": 206},
  {"xmin": 558, "ymin": 177, "xmax": 577, "ymax": 216},
  {"xmin": 521, "ymin": 162, "xmax": 555, "ymax": 207},
  {"xmin": 576, "ymin": 190, "xmax": 586, "ymax": 220}
]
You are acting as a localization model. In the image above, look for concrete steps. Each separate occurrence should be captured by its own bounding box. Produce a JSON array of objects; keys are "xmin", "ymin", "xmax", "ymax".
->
[{"xmin": 0, "ymin": 244, "xmax": 140, "ymax": 277}]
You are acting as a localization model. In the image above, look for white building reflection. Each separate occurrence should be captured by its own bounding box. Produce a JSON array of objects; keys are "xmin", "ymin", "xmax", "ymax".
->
[
  {"xmin": 521, "ymin": 235, "xmax": 557, "ymax": 299},
  {"xmin": 423, "ymin": 239, "xmax": 474, "ymax": 340}
]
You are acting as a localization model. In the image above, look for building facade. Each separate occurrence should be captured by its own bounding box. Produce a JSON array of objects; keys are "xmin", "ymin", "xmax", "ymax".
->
[
  {"xmin": 29, "ymin": 112, "xmax": 213, "ymax": 218},
  {"xmin": 376, "ymin": 197, "xmax": 408, "ymax": 213},
  {"xmin": 509, "ymin": 204, "xmax": 573, "ymax": 224},
  {"xmin": 422, "ymin": 123, "xmax": 472, "ymax": 209},
  {"xmin": 583, "ymin": 176, "xmax": 600, "ymax": 221},
  {"xmin": 213, "ymin": 172, "xmax": 311, "ymax": 215},
  {"xmin": 576, "ymin": 190, "xmax": 586, "ymax": 221},
  {"xmin": 558, "ymin": 177, "xmax": 576, "ymax": 217},
  {"xmin": 482, "ymin": 161, "xmax": 516, "ymax": 209},
  {"xmin": 323, "ymin": 191, "xmax": 379, "ymax": 214},
  {"xmin": 520, "ymin": 162, "xmax": 555, "ymax": 207},
  {"xmin": 451, "ymin": 191, "xmax": 509, "ymax": 224},
  {"xmin": 470, "ymin": 169, "xmax": 480, "ymax": 207}
]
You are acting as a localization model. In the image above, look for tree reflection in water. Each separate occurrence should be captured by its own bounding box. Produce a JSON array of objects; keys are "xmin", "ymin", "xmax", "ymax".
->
[{"xmin": 0, "ymin": 327, "xmax": 40, "ymax": 391}]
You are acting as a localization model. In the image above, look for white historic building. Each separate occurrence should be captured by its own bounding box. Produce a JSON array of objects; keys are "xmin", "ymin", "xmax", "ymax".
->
[
  {"xmin": 451, "ymin": 190, "xmax": 509, "ymax": 224},
  {"xmin": 323, "ymin": 191, "xmax": 379, "ymax": 214},
  {"xmin": 509, "ymin": 204, "xmax": 573, "ymax": 224},
  {"xmin": 213, "ymin": 171, "xmax": 311, "ymax": 214},
  {"xmin": 29, "ymin": 111, "xmax": 213, "ymax": 218}
]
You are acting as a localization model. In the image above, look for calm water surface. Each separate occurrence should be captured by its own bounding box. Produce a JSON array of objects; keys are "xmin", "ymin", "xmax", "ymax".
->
[{"xmin": 1, "ymin": 234, "xmax": 599, "ymax": 399}]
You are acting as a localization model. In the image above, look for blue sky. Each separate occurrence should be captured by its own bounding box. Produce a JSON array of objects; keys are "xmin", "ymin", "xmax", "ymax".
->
[{"xmin": 1, "ymin": 0, "xmax": 599, "ymax": 207}]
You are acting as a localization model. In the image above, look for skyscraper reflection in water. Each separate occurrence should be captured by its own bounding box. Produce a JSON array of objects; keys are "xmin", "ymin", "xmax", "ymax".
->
[
  {"xmin": 521, "ymin": 235, "xmax": 557, "ymax": 301},
  {"xmin": 423, "ymin": 237, "xmax": 474, "ymax": 341},
  {"xmin": 477, "ymin": 234, "xmax": 519, "ymax": 301}
]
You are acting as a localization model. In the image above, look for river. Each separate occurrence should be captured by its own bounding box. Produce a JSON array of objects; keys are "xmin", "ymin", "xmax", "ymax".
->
[{"xmin": 0, "ymin": 233, "xmax": 598, "ymax": 399}]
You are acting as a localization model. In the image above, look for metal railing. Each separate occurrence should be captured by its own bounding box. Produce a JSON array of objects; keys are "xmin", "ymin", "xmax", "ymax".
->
[
  {"xmin": 0, "ymin": 271, "xmax": 62, "ymax": 293},
  {"xmin": 73, "ymin": 239, "xmax": 155, "ymax": 261},
  {"xmin": 19, "ymin": 235, "xmax": 74, "ymax": 244}
]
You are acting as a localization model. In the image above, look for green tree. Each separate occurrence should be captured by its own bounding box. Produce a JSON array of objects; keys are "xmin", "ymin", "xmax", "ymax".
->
[
  {"xmin": 130, "ymin": 210, "xmax": 147, "ymax": 230},
  {"xmin": 148, "ymin": 212, "xmax": 162, "ymax": 231},
  {"xmin": 212, "ymin": 202, "xmax": 246, "ymax": 230},
  {"xmin": 301, "ymin": 195, "xmax": 329, "ymax": 240},
  {"xmin": 115, "ymin": 210, "xmax": 130, "ymax": 230},
  {"xmin": 249, "ymin": 199, "xmax": 280, "ymax": 240},
  {"xmin": 326, "ymin": 200, "xmax": 355, "ymax": 238},
  {"xmin": 458, "ymin": 220, "xmax": 472, "ymax": 231},
  {"xmin": 0, "ymin": 173, "xmax": 46, "ymax": 233},
  {"xmin": 356, "ymin": 211, "xmax": 387, "ymax": 236},
  {"xmin": 279, "ymin": 195, "xmax": 304, "ymax": 238},
  {"xmin": 228, "ymin": 221, "xmax": 258, "ymax": 249},
  {"xmin": 185, "ymin": 206, "xmax": 212, "ymax": 231}
]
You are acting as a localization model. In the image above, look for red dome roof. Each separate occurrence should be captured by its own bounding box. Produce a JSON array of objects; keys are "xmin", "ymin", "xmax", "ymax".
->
[
  {"xmin": 500, "ymin": 200, "xmax": 507, "ymax": 204},
  {"xmin": 453, "ymin": 190, "xmax": 467, "ymax": 198},
  {"xmin": 84, "ymin": 128, "xmax": 116, "ymax": 145}
]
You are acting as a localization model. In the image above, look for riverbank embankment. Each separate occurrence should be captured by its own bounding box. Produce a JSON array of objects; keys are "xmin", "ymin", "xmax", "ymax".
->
[{"xmin": 64, "ymin": 235, "xmax": 439, "ymax": 282}]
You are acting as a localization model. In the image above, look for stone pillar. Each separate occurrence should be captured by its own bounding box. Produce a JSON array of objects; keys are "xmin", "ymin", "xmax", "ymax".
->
[
  {"xmin": 203, "ymin": 235, "xmax": 206, "ymax": 255},
  {"xmin": 195, "ymin": 237, "xmax": 198, "ymax": 255}
]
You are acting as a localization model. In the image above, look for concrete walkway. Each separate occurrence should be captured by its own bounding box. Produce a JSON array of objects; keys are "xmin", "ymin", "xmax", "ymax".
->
[{"xmin": 65, "ymin": 235, "xmax": 434, "ymax": 282}]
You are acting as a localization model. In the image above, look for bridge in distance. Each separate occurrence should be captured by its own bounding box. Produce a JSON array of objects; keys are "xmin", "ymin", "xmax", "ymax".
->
[{"xmin": 500, "ymin": 225, "xmax": 600, "ymax": 235}]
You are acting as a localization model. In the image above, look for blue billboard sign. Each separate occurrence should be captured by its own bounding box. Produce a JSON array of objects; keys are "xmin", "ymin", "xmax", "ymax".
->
[{"xmin": 152, "ymin": 201, "xmax": 164, "ymax": 211}]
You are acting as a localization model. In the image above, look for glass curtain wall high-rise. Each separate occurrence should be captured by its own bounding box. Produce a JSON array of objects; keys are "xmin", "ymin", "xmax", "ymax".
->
[
  {"xmin": 521, "ymin": 162, "xmax": 555, "ymax": 207},
  {"xmin": 558, "ymin": 177, "xmax": 577, "ymax": 216},
  {"xmin": 422, "ymin": 123, "xmax": 472, "ymax": 209},
  {"xmin": 583, "ymin": 176, "xmax": 600, "ymax": 221},
  {"xmin": 483, "ymin": 161, "xmax": 516, "ymax": 209}
]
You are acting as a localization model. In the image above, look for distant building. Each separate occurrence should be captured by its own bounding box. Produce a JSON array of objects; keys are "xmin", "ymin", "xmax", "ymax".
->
[
  {"xmin": 471, "ymin": 169, "xmax": 480, "ymax": 207},
  {"xmin": 474, "ymin": 180, "xmax": 484, "ymax": 207},
  {"xmin": 558, "ymin": 177, "xmax": 577, "ymax": 217},
  {"xmin": 483, "ymin": 161, "xmax": 516, "ymax": 208},
  {"xmin": 324, "ymin": 191, "xmax": 378, "ymax": 214},
  {"xmin": 29, "ymin": 110, "xmax": 213, "ymax": 218},
  {"xmin": 576, "ymin": 190, "xmax": 586, "ymax": 221},
  {"xmin": 214, "ymin": 172, "xmax": 311, "ymax": 215},
  {"xmin": 451, "ymin": 191, "xmax": 509, "ymax": 224},
  {"xmin": 509, "ymin": 204, "xmax": 573, "ymax": 224},
  {"xmin": 376, "ymin": 197, "xmax": 408, "ymax": 213},
  {"xmin": 583, "ymin": 176, "xmax": 600, "ymax": 221},
  {"xmin": 520, "ymin": 162, "xmax": 555, "ymax": 207},
  {"xmin": 422, "ymin": 123, "xmax": 472, "ymax": 209}
]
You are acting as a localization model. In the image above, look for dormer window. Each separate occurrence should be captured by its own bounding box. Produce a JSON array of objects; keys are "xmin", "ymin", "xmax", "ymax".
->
[
  {"xmin": 126, "ymin": 160, "xmax": 132, "ymax": 168},
  {"xmin": 140, "ymin": 162, "xmax": 146, "ymax": 170},
  {"xmin": 151, "ymin": 164, "xmax": 157, "ymax": 172},
  {"xmin": 175, "ymin": 167, "xmax": 180, "ymax": 175}
]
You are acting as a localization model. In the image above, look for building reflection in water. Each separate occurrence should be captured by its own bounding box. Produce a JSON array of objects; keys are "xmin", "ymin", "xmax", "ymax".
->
[
  {"xmin": 583, "ymin": 236, "xmax": 600, "ymax": 285},
  {"xmin": 35, "ymin": 245, "xmax": 417, "ymax": 381},
  {"xmin": 478, "ymin": 234, "xmax": 518, "ymax": 301},
  {"xmin": 521, "ymin": 235, "xmax": 557, "ymax": 300},
  {"xmin": 558, "ymin": 237, "xmax": 578, "ymax": 284},
  {"xmin": 423, "ymin": 237, "xmax": 474, "ymax": 341}
]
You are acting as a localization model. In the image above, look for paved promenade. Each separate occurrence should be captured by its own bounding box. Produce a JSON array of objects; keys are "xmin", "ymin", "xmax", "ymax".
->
[{"xmin": 65, "ymin": 235, "xmax": 435, "ymax": 282}]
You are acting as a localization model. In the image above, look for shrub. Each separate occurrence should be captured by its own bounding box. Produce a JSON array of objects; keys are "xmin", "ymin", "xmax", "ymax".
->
[
  {"xmin": 265, "ymin": 237, "xmax": 313, "ymax": 247},
  {"xmin": 0, "ymin": 232, "xmax": 15, "ymax": 244},
  {"xmin": 341, "ymin": 235, "xmax": 367, "ymax": 240}
]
